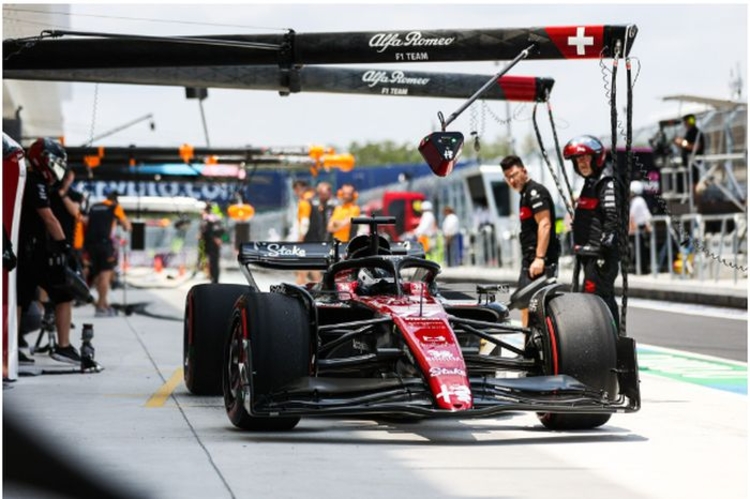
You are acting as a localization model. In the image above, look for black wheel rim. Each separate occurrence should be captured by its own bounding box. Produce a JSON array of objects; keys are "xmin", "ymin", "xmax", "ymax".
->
[
  {"xmin": 225, "ymin": 320, "xmax": 244, "ymax": 407},
  {"xmin": 183, "ymin": 293, "xmax": 193, "ymax": 376}
]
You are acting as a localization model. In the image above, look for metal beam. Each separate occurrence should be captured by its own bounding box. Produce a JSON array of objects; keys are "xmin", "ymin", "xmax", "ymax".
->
[
  {"xmin": 3, "ymin": 65, "xmax": 555, "ymax": 102},
  {"xmin": 3, "ymin": 25, "xmax": 637, "ymax": 70}
]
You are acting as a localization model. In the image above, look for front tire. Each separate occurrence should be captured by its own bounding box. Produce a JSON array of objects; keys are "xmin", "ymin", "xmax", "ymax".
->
[
  {"xmin": 537, "ymin": 293, "xmax": 618, "ymax": 430},
  {"xmin": 223, "ymin": 292, "xmax": 311, "ymax": 431},
  {"xmin": 184, "ymin": 284, "xmax": 251, "ymax": 395}
]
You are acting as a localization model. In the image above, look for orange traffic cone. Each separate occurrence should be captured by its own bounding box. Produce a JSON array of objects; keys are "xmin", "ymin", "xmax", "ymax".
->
[{"xmin": 154, "ymin": 255, "xmax": 163, "ymax": 273}]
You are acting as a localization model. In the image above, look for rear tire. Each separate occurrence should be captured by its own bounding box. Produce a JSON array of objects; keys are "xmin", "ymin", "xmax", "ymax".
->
[
  {"xmin": 223, "ymin": 292, "xmax": 310, "ymax": 431},
  {"xmin": 184, "ymin": 284, "xmax": 251, "ymax": 395},
  {"xmin": 537, "ymin": 293, "xmax": 618, "ymax": 430}
]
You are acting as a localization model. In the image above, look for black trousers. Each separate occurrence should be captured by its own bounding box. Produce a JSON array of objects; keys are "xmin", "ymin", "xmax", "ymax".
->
[
  {"xmin": 578, "ymin": 254, "xmax": 620, "ymax": 327},
  {"xmin": 17, "ymin": 241, "xmax": 73, "ymax": 311},
  {"xmin": 207, "ymin": 248, "xmax": 220, "ymax": 284}
]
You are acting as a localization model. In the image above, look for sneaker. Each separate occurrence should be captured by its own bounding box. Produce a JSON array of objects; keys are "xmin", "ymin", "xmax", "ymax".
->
[
  {"xmin": 95, "ymin": 307, "xmax": 116, "ymax": 318},
  {"xmin": 18, "ymin": 347, "xmax": 35, "ymax": 364},
  {"xmin": 50, "ymin": 345, "xmax": 82, "ymax": 365}
]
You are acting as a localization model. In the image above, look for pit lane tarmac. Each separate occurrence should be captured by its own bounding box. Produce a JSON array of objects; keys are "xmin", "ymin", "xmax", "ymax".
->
[{"xmin": 3, "ymin": 271, "xmax": 746, "ymax": 499}]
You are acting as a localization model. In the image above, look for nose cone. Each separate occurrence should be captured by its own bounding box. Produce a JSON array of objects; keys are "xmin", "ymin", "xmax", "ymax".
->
[
  {"xmin": 433, "ymin": 379, "xmax": 473, "ymax": 411},
  {"xmin": 448, "ymin": 396, "xmax": 473, "ymax": 411}
]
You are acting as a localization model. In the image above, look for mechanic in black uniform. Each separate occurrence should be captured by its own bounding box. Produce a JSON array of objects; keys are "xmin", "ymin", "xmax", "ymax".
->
[
  {"xmin": 50, "ymin": 169, "xmax": 85, "ymax": 273},
  {"xmin": 17, "ymin": 138, "xmax": 81, "ymax": 364},
  {"xmin": 303, "ymin": 181, "xmax": 336, "ymax": 282},
  {"xmin": 500, "ymin": 155, "xmax": 560, "ymax": 327},
  {"xmin": 306, "ymin": 181, "xmax": 336, "ymax": 244},
  {"xmin": 673, "ymin": 113, "xmax": 705, "ymax": 198},
  {"xmin": 42, "ymin": 167, "xmax": 86, "ymax": 351},
  {"xmin": 563, "ymin": 135, "xmax": 620, "ymax": 326},
  {"xmin": 200, "ymin": 202, "xmax": 225, "ymax": 284},
  {"xmin": 84, "ymin": 188, "xmax": 131, "ymax": 316}
]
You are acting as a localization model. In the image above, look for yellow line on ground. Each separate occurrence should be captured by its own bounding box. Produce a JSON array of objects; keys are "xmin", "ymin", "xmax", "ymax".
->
[{"xmin": 145, "ymin": 368, "xmax": 183, "ymax": 408}]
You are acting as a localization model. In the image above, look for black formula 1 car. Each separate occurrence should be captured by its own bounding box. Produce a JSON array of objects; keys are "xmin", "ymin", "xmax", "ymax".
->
[{"xmin": 184, "ymin": 217, "xmax": 640, "ymax": 431}]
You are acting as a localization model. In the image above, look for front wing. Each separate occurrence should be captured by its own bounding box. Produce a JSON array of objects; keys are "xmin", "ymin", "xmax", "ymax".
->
[{"xmin": 245, "ymin": 374, "xmax": 640, "ymax": 419}]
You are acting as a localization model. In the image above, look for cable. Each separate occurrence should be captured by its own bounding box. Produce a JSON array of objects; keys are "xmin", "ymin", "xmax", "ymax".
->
[
  {"xmin": 545, "ymin": 100, "xmax": 576, "ymax": 210},
  {"xmin": 83, "ymin": 84, "xmax": 99, "ymax": 148},
  {"xmin": 3, "ymin": 6, "xmax": 289, "ymax": 32},
  {"xmin": 2, "ymin": 30, "xmax": 58, "ymax": 62},
  {"xmin": 2, "ymin": 15, "xmax": 69, "ymax": 32},
  {"xmin": 42, "ymin": 29, "xmax": 280, "ymax": 51},
  {"xmin": 531, "ymin": 102, "xmax": 574, "ymax": 218}
]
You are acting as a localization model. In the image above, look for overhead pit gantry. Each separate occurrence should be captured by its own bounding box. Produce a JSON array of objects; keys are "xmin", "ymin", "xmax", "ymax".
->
[
  {"xmin": 3, "ymin": 24, "xmax": 638, "ymax": 183},
  {"xmin": 63, "ymin": 144, "xmax": 357, "ymax": 181},
  {"xmin": 3, "ymin": 26, "xmax": 637, "ymax": 68},
  {"xmin": 3, "ymin": 25, "xmax": 634, "ymax": 102}
]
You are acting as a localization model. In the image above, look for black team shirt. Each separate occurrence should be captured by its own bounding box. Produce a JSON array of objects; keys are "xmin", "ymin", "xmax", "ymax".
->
[{"xmin": 518, "ymin": 179, "xmax": 560, "ymax": 264}]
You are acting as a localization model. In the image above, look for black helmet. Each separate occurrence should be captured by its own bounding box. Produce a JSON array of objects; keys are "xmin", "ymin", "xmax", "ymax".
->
[
  {"xmin": 27, "ymin": 137, "xmax": 68, "ymax": 186},
  {"xmin": 563, "ymin": 135, "xmax": 605, "ymax": 176},
  {"xmin": 356, "ymin": 267, "xmax": 396, "ymax": 296}
]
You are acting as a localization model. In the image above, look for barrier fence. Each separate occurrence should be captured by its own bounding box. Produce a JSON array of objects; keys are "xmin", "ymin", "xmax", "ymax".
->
[
  {"xmin": 457, "ymin": 212, "xmax": 747, "ymax": 283},
  {"xmin": 124, "ymin": 211, "xmax": 747, "ymax": 284}
]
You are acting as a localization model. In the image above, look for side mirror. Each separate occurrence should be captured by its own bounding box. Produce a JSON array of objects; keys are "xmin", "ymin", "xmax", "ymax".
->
[{"xmin": 418, "ymin": 131, "xmax": 464, "ymax": 177}]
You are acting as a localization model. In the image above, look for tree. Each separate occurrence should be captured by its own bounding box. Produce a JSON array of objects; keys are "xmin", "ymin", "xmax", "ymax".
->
[
  {"xmin": 346, "ymin": 132, "xmax": 537, "ymax": 166},
  {"xmin": 347, "ymin": 140, "xmax": 423, "ymax": 166}
]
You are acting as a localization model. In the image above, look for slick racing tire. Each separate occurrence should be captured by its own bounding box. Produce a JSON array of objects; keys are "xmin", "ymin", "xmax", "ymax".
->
[
  {"xmin": 184, "ymin": 283, "xmax": 252, "ymax": 395},
  {"xmin": 224, "ymin": 292, "xmax": 310, "ymax": 431},
  {"xmin": 537, "ymin": 293, "xmax": 618, "ymax": 430}
]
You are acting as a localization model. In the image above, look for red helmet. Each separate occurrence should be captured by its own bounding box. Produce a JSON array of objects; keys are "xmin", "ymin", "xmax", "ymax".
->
[
  {"xmin": 563, "ymin": 135, "xmax": 606, "ymax": 173},
  {"xmin": 27, "ymin": 137, "xmax": 68, "ymax": 186}
]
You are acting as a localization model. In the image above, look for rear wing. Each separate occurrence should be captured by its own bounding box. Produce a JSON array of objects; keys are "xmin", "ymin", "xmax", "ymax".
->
[
  {"xmin": 237, "ymin": 239, "xmax": 426, "ymax": 270},
  {"xmin": 239, "ymin": 242, "xmax": 333, "ymax": 270}
]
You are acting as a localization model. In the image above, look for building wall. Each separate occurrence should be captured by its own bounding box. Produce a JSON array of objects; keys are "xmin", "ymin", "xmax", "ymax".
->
[{"xmin": 2, "ymin": 4, "xmax": 70, "ymax": 143}]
